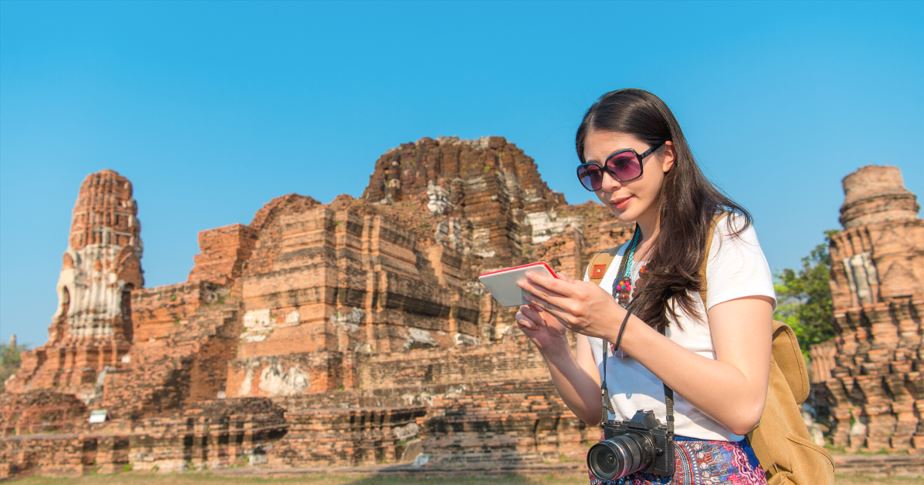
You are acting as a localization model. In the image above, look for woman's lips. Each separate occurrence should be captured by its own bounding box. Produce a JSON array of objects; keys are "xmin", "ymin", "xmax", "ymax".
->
[{"xmin": 612, "ymin": 196, "xmax": 633, "ymax": 209}]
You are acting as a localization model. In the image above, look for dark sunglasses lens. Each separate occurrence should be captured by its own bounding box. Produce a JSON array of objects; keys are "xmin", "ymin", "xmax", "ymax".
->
[
  {"xmin": 577, "ymin": 164, "xmax": 602, "ymax": 191},
  {"xmin": 607, "ymin": 152, "xmax": 642, "ymax": 181}
]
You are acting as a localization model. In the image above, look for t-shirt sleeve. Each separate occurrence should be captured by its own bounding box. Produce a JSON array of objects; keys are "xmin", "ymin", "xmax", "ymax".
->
[{"xmin": 704, "ymin": 212, "xmax": 777, "ymax": 312}]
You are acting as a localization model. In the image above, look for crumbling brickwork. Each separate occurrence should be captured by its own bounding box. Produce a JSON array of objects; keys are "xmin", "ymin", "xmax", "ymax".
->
[
  {"xmin": 5, "ymin": 170, "xmax": 142, "ymax": 401},
  {"xmin": 187, "ymin": 224, "xmax": 257, "ymax": 286},
  {"xmin": 810, "ymin": 165, "xmax": 923, "ymax": 452},
  {"xmin": 1, "ymin": 136, "xmax": 639, "ymax": 478}
]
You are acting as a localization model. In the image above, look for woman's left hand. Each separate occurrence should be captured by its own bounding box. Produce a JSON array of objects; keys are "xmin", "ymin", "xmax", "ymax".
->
[{"xmin": 516, "ymin": 270, "xmax": 624, "ymax": 341}]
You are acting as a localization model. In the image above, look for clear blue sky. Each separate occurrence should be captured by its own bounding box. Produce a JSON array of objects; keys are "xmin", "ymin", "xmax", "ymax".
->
[{"xmin": 2, "ymin": 0, "xmax": 922, "ymax": 347}]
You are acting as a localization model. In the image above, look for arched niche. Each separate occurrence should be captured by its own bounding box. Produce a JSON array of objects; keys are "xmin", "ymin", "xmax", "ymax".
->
[{"xmin": 121, "ymin": 284, "xmax": 134, "ymax": 343}]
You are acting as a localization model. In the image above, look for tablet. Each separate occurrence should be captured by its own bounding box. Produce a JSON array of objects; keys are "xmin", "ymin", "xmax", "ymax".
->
[{"xmin": 478, "ymin": 261, "xmax": 559, "ymax": 307}]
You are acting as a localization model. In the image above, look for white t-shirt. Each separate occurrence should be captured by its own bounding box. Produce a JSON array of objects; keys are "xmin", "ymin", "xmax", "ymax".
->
[{"xmin": 584, "ymin": 211, "xmax": 777, "ymax": 441}]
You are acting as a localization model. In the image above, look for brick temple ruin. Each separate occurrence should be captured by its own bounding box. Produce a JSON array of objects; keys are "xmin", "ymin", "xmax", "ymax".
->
[
  {"xmin": 809, "ymin": 165, "xmax": 923, "ymax": 452},
  {"xmin": 0, "ymin": 136, "xmax": 634, "ymax": 477},
  {"xmin": 1, "ymin": 137, "xmax": 920, "ymax": 478}
]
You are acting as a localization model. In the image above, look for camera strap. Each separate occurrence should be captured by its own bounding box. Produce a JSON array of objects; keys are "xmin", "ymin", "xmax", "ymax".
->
[{"xmin": 600, "ymin": 229, "xmax": 675, "ymax": 436}]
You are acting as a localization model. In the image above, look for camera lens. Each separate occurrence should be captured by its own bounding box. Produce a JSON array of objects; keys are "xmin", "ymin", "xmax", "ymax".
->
[{"xmin": 587, "ymin": 432, "xmax": 655, "ymax": 480}]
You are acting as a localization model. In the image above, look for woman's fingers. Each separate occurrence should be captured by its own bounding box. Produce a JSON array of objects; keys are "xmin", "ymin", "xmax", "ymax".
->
[
  {"xmin": 519, "ymin": 277, "xmax": 583, "ymax": 316},
  {"xmin": 520, "ymin": 300, "xmax": 556, "ymax": 326},
  {"xmin": 525, "ymin": 270, "xmax": 576, "ymax": 297},
  {"xmin": 556, "ymin": 272, "xmax": 576, "ymax": 283},
  {"xmin": 516, "ymin": 306, "xmax": 538, "ymax": 330},
  {"xmin": 523, "ymin": 290, "xmax": 575, "ymax": 324},
  {"xmin": 520, "ymin": 303, "xmax": 542, "ymax": 320},
  {"xmin": 519, "ymin": 304, "xmax": 565, "ymax": 334},
  {"xmin": 517, "ymin": 270, "xmax": 622, "ymax": 342}
]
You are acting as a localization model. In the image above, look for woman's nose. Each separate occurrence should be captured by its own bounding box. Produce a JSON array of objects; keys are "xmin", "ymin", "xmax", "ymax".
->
[{"xmin": 599, "ymin": 169, "xmax": 622, "ymax": 193}]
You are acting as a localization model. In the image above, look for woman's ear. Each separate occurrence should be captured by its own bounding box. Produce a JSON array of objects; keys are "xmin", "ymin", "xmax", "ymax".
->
[{"xmin": 661, "ymin": 141, "xmax": 676, "ymax": 173}]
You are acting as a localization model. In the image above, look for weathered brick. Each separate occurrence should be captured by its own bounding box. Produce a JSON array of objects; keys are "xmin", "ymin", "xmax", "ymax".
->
[
  {"xmin": 0, "ymin": 137, "xmax": 640, "ymax": 477},
  {"xmin": 809, "ymin": 165, "xmax": 923, "ymax": 453}
]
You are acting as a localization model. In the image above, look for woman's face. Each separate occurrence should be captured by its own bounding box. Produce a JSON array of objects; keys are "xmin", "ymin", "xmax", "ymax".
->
[{"xmin": 581, "ymin": 129, "xmax": 675, "ymax": 224}]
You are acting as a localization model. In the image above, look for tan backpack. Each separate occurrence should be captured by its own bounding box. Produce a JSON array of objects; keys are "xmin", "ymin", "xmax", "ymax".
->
[{"xmin": 585, "ymin": 213, "xmax": 835, "ymax": 484}]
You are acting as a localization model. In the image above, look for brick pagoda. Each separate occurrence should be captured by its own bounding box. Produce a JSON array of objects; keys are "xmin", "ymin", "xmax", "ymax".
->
[{"xmin": 810, "ymin": 165, "xmax": 923, "ymax": 452}]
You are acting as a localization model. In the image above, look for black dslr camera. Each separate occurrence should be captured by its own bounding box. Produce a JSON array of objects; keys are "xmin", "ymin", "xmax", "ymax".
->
[{"xmin": 586, "ymin": 410, "xmax": 675, "ymax": 481}]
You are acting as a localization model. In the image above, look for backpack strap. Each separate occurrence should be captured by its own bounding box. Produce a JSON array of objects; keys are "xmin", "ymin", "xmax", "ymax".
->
[
  {"xmin": 587, "ymin": 249, "xmax": 616, "ymax": 285},
  {"xmin": 698, "ymin": 212, "xmax": 810, "ymax": 403},
  {"xmin": 771, "ymin": 320, "xmax": 810, "ymax": 404}
]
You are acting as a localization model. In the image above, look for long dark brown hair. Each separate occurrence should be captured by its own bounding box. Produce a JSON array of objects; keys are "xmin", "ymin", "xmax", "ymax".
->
[{"xmin": 575, "ymin": 88, "xmax": 752, "ymax": 330}]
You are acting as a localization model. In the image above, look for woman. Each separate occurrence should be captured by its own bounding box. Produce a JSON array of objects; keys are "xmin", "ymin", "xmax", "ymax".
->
[{"xmin": 515, "ymin": 88, "xmax": 775, "ymax": 484}]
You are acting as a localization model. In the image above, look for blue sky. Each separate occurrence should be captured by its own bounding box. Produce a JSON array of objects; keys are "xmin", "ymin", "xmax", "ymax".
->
[{"xmin": 1, "ymin": 0, "xmax": 922, "ymax": 347}]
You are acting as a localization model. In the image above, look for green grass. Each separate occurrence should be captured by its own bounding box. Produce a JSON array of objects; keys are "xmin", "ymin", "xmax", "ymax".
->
[
  {"xmin": 825, "ymin": 443, "xmax": 904, "ymax": 456},
  {"xmin": 5, "ymin": 471, "xmax": 923, "ymax": 485},
  {"xmin": 5, "ymin": 472, "xmax": 576, "ymax": 485},
  {"xmin": 835, "ymin": 474, "xmax": 924, "ymax": 485}
]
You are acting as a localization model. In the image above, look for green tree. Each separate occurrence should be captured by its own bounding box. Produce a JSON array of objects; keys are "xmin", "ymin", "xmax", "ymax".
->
[
  {"xmin": 0, "ymin": 342, "xmax": 27, "ymax": 393},
  {"xmin": 773, "ymin": 230, "xmax": 839, "ymax": 357}
]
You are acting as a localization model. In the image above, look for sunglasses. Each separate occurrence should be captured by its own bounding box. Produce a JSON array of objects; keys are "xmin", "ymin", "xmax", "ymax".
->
[{"xmin": 576, "ymin": 141, "xmax": 665, "ymax": 191}]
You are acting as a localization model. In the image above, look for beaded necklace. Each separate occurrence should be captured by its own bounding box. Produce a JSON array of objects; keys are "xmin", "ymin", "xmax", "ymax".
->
[
  {"xmin": 612, "ymin": 227, "xmax": 649, "ymax": 307},
  {"xmin": 610, "ymin": 225, "xmax": 650, "ymax": 357}
]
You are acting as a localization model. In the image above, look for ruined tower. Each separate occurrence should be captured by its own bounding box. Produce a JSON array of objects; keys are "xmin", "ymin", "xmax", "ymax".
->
[
  {"xmin": 5, "ymin": 169, "xmax": 143, "ymax": 398},
  {"xmin": 818, "ymin": 165, "xmax": 923, "ymax": 451}
]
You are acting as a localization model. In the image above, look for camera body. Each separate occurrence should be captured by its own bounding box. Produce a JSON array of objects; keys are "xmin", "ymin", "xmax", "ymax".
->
[{"xmin": 587, "ymin": 410, "xmax": 675, "ymax": 480}]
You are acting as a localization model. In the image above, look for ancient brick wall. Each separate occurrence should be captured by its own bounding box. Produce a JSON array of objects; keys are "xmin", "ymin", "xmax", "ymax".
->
[
  {"xmin": 131, "ymin": 282, "xmax": 212, "ymax": 342},
  {"xmin": 188, "ymin": 224, "xmax": 257, "ymax": 285},
  {"xmin": 0, "ymin": 398, "xmax": 286, "ymax": 478},
  {"xmin": 227, "ymin": 196, "xmax": 485, "ymax": 398},
  {"xmin": 2, "ymin": 137, "xmax": 635, "ymax": 478},
  {"xmin": 100, "ymin": 283, "xmax": 239, "ymax": 419},
  {"xmin": 0, "ymin": 391, "xmax": 86, "ymax": 436},
  {"xmin": 359, "ymin": 341, "xmax": 550, "ymax": 391},
  {"xmin": 362, "ymin": 136, "xmax": 573, "ymax": 268}
]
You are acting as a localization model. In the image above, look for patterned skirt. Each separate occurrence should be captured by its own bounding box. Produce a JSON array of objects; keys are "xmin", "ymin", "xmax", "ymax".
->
[{"xmin": 587, "ymin": 435, "xmax": 767, "ymax": 485}]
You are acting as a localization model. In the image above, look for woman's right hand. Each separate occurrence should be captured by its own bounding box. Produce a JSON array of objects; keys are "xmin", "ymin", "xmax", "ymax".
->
[
  {"xmin": 515, "ymin": 302, "xmax": 569, "ymax": 357},
  {"xmin": 516, "ymin": 302, "xmax": 603, "ymax": 427}
]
